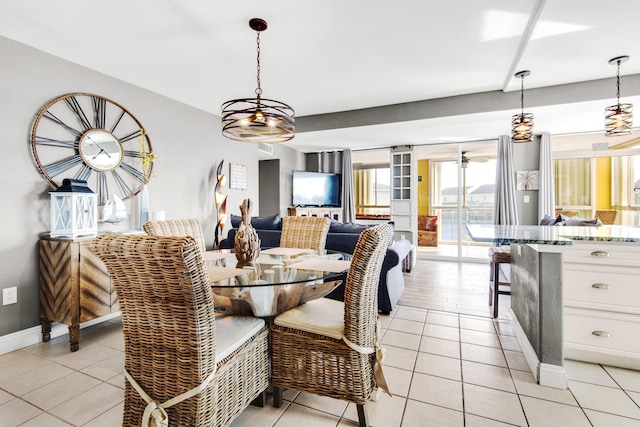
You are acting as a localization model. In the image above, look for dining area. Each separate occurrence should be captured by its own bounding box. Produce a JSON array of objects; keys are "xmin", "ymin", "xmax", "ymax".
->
[{"xmin": 90, "ymin": 215, "xmax": 394, "ymax": 427}]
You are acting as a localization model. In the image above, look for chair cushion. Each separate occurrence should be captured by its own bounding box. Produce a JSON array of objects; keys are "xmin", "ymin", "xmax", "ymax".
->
[
  {"xmin": 214, "ymin": 314, "xmax": 265, "ymax": 363},
  {"xmin": 274, "ymin": 298, "xmax": 344, "ymax": 340}
]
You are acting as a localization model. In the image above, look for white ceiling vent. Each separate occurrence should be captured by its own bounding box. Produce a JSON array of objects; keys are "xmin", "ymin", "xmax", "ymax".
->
[{"xmin": 258, "ymin": 143, "xmax": 273, "ymax": 155}]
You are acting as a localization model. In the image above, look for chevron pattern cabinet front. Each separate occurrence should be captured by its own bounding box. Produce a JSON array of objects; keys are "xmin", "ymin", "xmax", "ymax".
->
[{"xmin": 39, "ymin": 236, "xmax": 117, "ymax": 351}]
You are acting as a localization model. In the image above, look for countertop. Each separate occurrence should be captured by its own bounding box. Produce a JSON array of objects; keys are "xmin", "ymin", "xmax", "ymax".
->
[{"xmin": 466, "ymin": 224, "xmax": 640, "ymax": 245}]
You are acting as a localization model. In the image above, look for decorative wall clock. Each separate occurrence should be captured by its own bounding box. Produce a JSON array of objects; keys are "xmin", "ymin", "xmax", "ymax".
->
[{"xmin": 30, "ymin": 93, "xmax": 154, "ymax": 205}]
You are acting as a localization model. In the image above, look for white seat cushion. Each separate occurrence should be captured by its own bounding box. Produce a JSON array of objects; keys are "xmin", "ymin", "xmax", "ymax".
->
[
  {"xmin": 214, "ymin": 314, "xmax": 265, "ymax": 363},
  {"xmin": 274, "ymin": 298, "xmax": 344, "ymax": 340}
]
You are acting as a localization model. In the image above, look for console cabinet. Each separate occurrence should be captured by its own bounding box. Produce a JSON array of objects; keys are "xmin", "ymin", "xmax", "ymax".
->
[
  {"xmin": 287, "ymin": 207, "xmax": 342, "ymax": 222},
  {"xmin": 39, "ymin": 236, "xmax": 118, "ymax": 351},
  {"xmin": 563, "ymin": 240, "xmax": 640, "ymax": 369}
]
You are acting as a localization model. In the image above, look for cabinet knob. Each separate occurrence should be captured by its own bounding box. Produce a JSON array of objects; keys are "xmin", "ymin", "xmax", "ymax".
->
[
  {"xmin": 590, "ymin": 250, "xmax": 610, "ymax": 257},
  {"xmin": 592, "ymin": 330, "xmax": 612, "ymax": 338},
  {"xmin": 591, "ymin": 283, "xmax": 611, "ymax": 290}
]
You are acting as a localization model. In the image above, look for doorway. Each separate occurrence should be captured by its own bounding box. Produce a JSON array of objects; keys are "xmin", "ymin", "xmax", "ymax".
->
[{"xmin": 416, "ymin": 141, "xmax": 497, "ymax": 261}]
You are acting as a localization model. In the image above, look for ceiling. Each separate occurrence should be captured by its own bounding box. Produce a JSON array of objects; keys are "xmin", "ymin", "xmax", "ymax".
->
[{"xmin": 3, "ymin": 0, "xmax": 640, "ymax": 154}]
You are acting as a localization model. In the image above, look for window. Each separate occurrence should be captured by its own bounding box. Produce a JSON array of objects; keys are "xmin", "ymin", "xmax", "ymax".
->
[
  {"xmin": 554, "ymin": 158, "xmax": 592, "ymax": 214},
  {"xmin": 354, "ymin": 166, "xmax": 390, "ymax": 218}
]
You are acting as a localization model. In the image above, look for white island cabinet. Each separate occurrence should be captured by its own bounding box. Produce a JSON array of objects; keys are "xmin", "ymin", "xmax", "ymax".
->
[{"xmin": 563, "ymin": 240, "xmax": 640, "ymax": 370}]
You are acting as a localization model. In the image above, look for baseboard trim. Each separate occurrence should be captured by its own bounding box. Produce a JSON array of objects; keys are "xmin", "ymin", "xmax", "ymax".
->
[
  {"xmin": 0, "ymin": 312, "xmax": 121, "ymax": 356},
  {"xmin": 508, "ymin": 309, "xmax": 567, "ymax": 389}
]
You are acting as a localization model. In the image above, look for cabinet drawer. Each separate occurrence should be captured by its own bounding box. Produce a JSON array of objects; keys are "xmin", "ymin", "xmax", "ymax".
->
[
  {"xmin": 564, "ymin": 267, "xmax": 640, "ymax": 313},
  {"xmin": 564, "ymin": 241, "xmax": 640, "ymax": 267},
  {"xmin": 565, "ymin": 309, "xmax": 640, "ymax": 354}
]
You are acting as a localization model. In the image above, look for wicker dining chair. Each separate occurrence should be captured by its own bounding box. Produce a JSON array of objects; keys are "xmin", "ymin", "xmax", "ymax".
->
[
  {"xmin": 595, "ymin": 209, "xmax": 617, "ymax": 225},
  {"xmin": 143, "ymin": 218, "xmax": 207, "ymax": 252},
  {"xmin": 270, "ymin": 223, "xmax": 394, "ymax": 427},
  {"xmin": 144, "ymin": 218, "xmax": 222, "ymax": 261},
  {"xmin": 92, "ymin": 234, "xmax": 269, "ymax": 427},
  {"xmin": 280, "ymin": 216, "xmax": 331, "ymax": 254}
]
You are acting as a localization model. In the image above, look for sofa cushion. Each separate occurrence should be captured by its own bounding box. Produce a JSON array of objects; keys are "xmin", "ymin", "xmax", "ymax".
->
[
  {"xmin": 230, "ymin": 213, "xmax": 281, "ymax": 230},
  {"xmin": 328, "ymin": 219, "xmax": 370, "ymax": 234},
  {"xmin": 539, "ymin": 214, "xmax": 556, "ymax": 225},
  {"xmin": 563, "ymin": 216, "xmax": 603, "ymax": 227}
]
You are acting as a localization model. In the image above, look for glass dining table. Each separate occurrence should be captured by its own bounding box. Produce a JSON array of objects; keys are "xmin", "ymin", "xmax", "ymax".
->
[{"xmin": 204, "ymin": 247, "xmax": 351, "ymax": 318}]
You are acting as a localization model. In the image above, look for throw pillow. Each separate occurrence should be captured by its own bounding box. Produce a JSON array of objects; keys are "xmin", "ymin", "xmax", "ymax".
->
[
  {"xmin": 329, "ymin": 219, "xmax": 370, "ymax": 234},
  {"xmin": 230, "ymin": 213, "xmax": 282, "ymax": 229},
  {"xmin": 539, "ymin": 214, "xmax": 556, "ymax": 226}
]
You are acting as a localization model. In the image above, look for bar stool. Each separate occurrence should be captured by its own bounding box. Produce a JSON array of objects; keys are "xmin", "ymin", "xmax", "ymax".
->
[{"xmin": 488, "ymin": 245, "xmax": 511, "ymax": 318}]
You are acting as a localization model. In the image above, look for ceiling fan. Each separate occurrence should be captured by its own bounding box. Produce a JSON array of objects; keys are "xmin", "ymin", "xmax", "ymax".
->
[{"xmin": 461, "ymin": 151, "xmax": 492, "ymax": 168}]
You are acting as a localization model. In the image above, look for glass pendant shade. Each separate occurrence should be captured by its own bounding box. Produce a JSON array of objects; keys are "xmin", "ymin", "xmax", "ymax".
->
[
  {"xmin": 221, "ymin": 18, "xmax": 295, "ymax": 143},
  {"xmin": 605, "ymin": 55, "xmax": 633, "ymax": 137},
  {"xmin": 511, "ymin": 70, "xmax": 533, "ymax": 143}
]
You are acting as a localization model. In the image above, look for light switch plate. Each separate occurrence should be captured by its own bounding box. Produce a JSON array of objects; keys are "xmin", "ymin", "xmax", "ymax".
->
[
  {"xmin": 3, "ymin": 287, "xmax": 17, "ymax": 305},
  {"xmin": 523, "ymin": 195, "xmax": 530, "ymax": 203}
]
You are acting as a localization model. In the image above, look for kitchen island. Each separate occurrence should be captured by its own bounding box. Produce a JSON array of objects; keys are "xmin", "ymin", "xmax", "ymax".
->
[{"xmin": 467, "ymin": 225, "xmax": 640, "ymax": 389}]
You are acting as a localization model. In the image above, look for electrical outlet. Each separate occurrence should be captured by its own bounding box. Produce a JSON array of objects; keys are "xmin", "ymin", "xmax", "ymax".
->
[{"xmin": 3, "ymin": 287, "xmax": 17, "ymax": 305}]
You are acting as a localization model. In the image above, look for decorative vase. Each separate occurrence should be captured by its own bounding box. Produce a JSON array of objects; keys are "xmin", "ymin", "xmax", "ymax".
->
[{"xmin": 234, "ymin": 199, "xmax": 260, "ymax": 264}]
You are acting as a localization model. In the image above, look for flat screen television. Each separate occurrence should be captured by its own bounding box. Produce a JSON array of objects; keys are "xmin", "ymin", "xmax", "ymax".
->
[{"xmin": 292, "ymin": 170, "xmax": 341, "ymax": 207}]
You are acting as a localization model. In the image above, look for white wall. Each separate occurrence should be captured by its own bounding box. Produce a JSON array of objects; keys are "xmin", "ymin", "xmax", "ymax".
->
[{"xmin": 0, "ymin": 36, "xmax": 302, "ymax": 341}]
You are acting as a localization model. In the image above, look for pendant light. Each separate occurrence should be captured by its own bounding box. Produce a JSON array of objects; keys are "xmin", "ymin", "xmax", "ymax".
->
[
  {"xmin": 511, "ymin": 70, "xmax": 534, "ymax": 143},
  {"xmin": 221, "ymin": 18, "xmax": 295, "ymax": 143},
  {"xmin": 605, "ymin": 55, "xmax": 633, "ymax": 137}
]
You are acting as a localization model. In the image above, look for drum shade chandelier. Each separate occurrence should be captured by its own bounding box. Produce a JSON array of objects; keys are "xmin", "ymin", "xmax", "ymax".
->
[
  {"xmin": 511, "ymin": 70, "xmax": 534, "ymax": 143},
  {"xmin": 221, "ymin": 18, "xmax": 295, "ymax": 143},
  {"xmin": 605, "ymin": 55, "xmax": 633, "ymax": 137}
]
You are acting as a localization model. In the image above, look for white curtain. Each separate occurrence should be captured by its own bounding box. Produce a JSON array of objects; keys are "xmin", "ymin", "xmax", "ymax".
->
[
  {"xmin": 493, "ymin": 135, "xmax": 519, "ymax": 225},
  {"xmin": 341, "ymin": 149, "xmax": 356, "ymax": 223},
  {"xmin": 318, "ymin": 150, "xmax": 355, "ymax": 223},
  {"xmin": 538, "ymin": 132, "xmax": 555, "ymax": 222}
]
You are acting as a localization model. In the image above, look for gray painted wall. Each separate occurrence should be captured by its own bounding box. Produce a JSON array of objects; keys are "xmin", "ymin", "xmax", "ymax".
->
[
  {"xmin": 0, "ymin": 36, "xmax": 302, "ymax": 339},
  {"xmin": 513, "ymin": 137, "xmax": 541, "ymax": 225}
]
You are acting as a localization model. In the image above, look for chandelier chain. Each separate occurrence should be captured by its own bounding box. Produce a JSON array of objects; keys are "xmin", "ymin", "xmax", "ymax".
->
[
  {"xmin": 520, "ymin": 75, "xmax": 525, "ymax": 114},
  {"xmin": 616, "ymin": 60, "xmax": 621, "ymax": 104},
  {"xmin": 255, "ymin": 30, "xmax": 262, "ymax": 97}
]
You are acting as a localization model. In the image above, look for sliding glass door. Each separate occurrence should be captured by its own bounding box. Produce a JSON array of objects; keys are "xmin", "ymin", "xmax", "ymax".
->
[{"xmin": 417, "ymin": 141, "xmax": 497, "ymax": 261}]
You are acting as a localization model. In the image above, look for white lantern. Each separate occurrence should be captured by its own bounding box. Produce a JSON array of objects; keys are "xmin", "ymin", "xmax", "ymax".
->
[{"xmin": 50, "ymin": 179, "xmax": 98, "ymax": 238}]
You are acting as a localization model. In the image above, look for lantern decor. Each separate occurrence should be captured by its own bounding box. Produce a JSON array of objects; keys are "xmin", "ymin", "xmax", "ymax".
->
[{"xmin": 50, "ymin": 179, "xmax": 98, "ymax": 238}]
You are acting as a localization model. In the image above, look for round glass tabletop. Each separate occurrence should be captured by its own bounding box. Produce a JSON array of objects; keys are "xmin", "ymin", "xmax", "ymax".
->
[{"xmin": 206, "ymin": 248, "xmax": 350, "ymax": 317}]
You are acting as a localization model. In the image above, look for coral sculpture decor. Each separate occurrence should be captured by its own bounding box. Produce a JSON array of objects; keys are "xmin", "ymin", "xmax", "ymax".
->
[{"xmin": 234, "ymin": 199, "xmax": 260, "ymax": 264}]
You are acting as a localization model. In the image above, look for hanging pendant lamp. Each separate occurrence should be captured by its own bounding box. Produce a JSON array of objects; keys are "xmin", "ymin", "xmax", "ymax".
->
[
  {"xmin": 511, "ymin": 70, "xmax": 534, "ymax": 143},
  {"xmin": 221, "ymin": 18, "xmax": 295, "ymax": 143},
  {"xmin": 605, "ymin": 55, "xmax": 633, "ymax": 137}
]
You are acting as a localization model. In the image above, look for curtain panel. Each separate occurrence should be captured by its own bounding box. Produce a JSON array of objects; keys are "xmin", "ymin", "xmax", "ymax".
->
[{"xmin": 493, "ymin": 135, "xmax": 518, "ymax": 225}]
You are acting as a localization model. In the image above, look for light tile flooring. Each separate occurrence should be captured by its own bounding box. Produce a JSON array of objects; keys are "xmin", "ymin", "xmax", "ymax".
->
[{"xmin": 1, "ymin": 263, "xmax": 640, "ymax": 426}]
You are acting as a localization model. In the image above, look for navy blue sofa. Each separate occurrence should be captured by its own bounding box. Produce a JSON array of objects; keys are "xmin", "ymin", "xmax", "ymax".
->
[{"xmin": 219, "ymin": 214, "xmax": 410, "ymax": 314}]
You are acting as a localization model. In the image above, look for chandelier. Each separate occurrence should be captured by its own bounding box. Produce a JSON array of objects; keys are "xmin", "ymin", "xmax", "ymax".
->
[
  {"xmin": 221, "ymin": 18, "xmax": 295, "ymax": 143},
  {"xmin": 511, "ymin": 70, "xmax": 534, "ymax": 143},
  {"xmin": 605, "ymin": 55, "xmax": 633, "ymax": 137}
]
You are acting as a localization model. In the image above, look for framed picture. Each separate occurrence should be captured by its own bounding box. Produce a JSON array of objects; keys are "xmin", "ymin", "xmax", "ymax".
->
[
  {"xmin": 229, "ymin": 163, "xmax": 247, "ymax": 190},
  {"xmin": 516, "ymin": 170, "xmax": 539, "ymax": 190}
]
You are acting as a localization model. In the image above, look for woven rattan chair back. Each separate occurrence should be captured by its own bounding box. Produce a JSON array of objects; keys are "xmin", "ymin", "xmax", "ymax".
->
[
  {"xmin": 555, "ymin": 209, "xmax": 580, "ymax": 218},
  {"xmin": 144, "ymin": 218, "xmax": 207, "ymax": 253},
  {"xmin": 92, "ymin": 234, "xmax": 268, "ymax": 427},
  {"xmin": 595, "ymin": 209, "xmax": 617, "ymax": 225},
  {"xmin": 280, "ymin": 216, "xmax": 331, "ymax": 253},
  {"xmin": 343, "ymin": 223, "xmax": 394, "ymax": 350}
]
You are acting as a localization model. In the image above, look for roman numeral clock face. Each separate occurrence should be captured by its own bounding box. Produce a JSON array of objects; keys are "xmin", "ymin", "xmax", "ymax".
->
[{"xmin": 30, "ymin": 93, "xmax": 154, "ymax": 205}]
